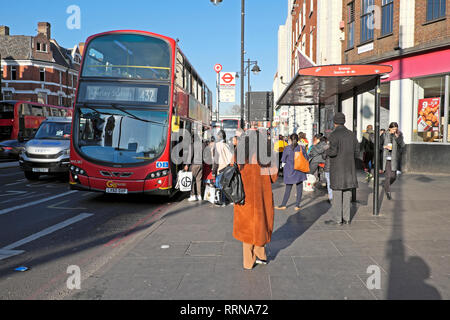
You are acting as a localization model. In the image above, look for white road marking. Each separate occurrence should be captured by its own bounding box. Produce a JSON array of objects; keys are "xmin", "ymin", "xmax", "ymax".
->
[
  {"xmin": 1, "ymin": 213, "xmax": 93, "ymax": 251},
  {"xmin": 5, "ymin": 181, "xmax": 25, "ymax": 186},
  {"xmin": 0, "ymin": 191, "xmax": 27, "ymax": 197},
  {"xmin": 0, "ymin": 190, "xmax": 78, "ymax": 216},
  {"xmin": 0, "ymin": 249, "xmax": 25, "ymax": 261}
]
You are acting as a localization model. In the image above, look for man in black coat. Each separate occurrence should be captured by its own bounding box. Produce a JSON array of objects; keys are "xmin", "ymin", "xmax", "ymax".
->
[{"xmin": 324, "ymin": 112, "xmax": 360, "ymax": 225}]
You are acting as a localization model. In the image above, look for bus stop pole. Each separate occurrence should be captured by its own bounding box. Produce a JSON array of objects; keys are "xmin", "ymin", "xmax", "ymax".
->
[{"xmin": 373, "ymin": 76, "xmax": 381, "ymax": 215}]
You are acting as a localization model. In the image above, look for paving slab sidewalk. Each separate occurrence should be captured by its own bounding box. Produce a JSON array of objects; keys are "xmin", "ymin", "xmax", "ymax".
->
[{"xmin": 71, "ymin": 172, "xmax": 450, "ymax": 300}]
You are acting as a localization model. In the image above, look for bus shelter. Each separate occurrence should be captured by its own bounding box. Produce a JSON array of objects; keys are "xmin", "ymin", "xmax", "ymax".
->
[{"xmin": 277, "ymin": 64, "xmax": 393, "ymax": 215}]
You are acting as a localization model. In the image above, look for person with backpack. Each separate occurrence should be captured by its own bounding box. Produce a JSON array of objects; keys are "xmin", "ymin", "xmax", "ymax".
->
[
  {"xmin": 212, "ymin": 130, "xmax": 233, "ymax": 206},
  {"xmin": 275, "ymin": 133, "xmax": 308, "ymax": 212}
]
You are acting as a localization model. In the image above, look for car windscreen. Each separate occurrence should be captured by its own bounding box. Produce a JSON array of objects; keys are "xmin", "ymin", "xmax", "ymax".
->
[{"xmin": 34, "ymin": 122, "xmax": 72, "ymax": 140}]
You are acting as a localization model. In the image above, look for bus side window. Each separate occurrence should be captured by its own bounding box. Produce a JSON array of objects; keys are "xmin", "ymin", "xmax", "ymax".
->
[{"xmin": 32, "ymin": 105, "xmax": 43, "ymax": 117}]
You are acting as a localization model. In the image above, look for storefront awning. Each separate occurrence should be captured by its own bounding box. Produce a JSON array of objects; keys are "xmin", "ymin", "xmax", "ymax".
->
[{"xmin": 277, "ymin": 64, "xmax": 393, "ymax": 106}]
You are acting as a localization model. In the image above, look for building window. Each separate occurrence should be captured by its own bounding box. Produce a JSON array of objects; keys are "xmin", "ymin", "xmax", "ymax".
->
[
  {"xmin": 37, "ymin": 42, "xmax": 47, "ymax": 52},
  {"xmin": 40, "ymin": 68, "xmax": 45, "ymax": 82},
  {"xmin": 361, "ymin": 0, "xmax": 374, "ymax": 43},
  {"xmin": 427, "ymin": 0, "xmax": 446, "ymax": 21},
  {"xmin": 11, "ymin": 66, "xmax": 17, "ymax": 80},
  {"xmin": 3, "ymin": 90, "xmax": 13, "ymax": 100},
  {"xmin": 381, "ymin": 0, "xmax": 394, "ymax": 36},
  {"xmin": 412, "ymin": 75, "xmax": 448, "ymax": 143},
  {"xmin": 347, "ymin": 1, "xmax": 355, "ymax": 48},
  {"xmin": 302, "ymin": 1, "xmax": 306, "ymax": 28},
  {"xmin": 58, "ymin": 94, "xmax": 63, "ymax": 106},
  {"xmin": 310, "ymin": 0, "xmax": 314, "ymax": 14},
  {"xmin": 309, "ymin": 30, "xmax": 314, "ymax": 59},
  {"xmin": 37, "ymin": 92, "xmax": 47, "ymax": 104}
]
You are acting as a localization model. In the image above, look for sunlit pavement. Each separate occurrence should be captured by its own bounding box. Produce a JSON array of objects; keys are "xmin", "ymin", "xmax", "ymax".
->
[{"xmin": 64, "ymin": 172, "xmax": 450, "ymax": 300}]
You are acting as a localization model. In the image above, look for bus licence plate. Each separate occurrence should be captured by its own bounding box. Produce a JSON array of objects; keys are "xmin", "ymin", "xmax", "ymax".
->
[
  {"xmin": 106, "ymin": 188, "xmax": 128, "ymax": 194},
  {"xmin": 32, "ymin": 168, "xmax": 49, "ymax": 173}
]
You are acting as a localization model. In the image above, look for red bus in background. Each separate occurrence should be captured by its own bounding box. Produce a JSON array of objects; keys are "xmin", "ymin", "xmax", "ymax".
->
[
  {"xmin": 221, "ymin": 118, "xmax": 240, "ymax": 141},
  {"xmin": 69, "ymin": 30, "xmax": 212, "ymax": 195},
  {"xmin": 0, "ymin": 100, "xmax": 73, "ymax": 142}
]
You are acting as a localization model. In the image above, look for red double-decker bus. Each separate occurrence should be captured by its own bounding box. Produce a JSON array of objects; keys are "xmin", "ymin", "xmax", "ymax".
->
[
  {"xmin": 0, "ymin": 100, "xmax": 72, "ymax": 142},
  {"xmin": 69, "ymin": 30, "xmax": 212, "ymax": 195}
]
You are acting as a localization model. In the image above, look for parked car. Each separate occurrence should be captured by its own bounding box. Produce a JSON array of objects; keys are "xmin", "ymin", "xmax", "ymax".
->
[
  {"xmin": 0, "ymin": 140, "xmax": 26, "ymax": 160},
  {"xmin": 19, "ymin": 117, "xmax": 72, "ymax": 181}
]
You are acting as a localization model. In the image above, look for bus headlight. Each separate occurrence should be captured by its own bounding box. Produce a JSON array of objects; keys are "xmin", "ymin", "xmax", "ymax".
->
[{"xmin": 146, "ymin": 170, "xmax": 169, "ymax": 180}]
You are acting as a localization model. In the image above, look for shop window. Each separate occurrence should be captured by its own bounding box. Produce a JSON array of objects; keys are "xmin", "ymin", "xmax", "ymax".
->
[{"xmin": 412, "ymin": 75, "xmax": 447, "ymax": 143}]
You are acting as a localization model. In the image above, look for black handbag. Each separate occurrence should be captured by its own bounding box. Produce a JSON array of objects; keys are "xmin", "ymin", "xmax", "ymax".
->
[{"xmin": 219, "ymin": 163, "xmax": 245, "ymax": 205}]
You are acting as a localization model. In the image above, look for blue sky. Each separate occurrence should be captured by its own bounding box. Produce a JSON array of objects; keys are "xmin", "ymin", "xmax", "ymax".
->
[{"xmin": 3, "ymin": 0, "xmax": 288, "ymax": 114}]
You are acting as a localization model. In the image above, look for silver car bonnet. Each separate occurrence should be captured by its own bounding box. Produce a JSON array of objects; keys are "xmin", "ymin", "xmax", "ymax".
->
[{"xmin": 25, "ymin": 139, "xmax": 70, "ymax": 155}]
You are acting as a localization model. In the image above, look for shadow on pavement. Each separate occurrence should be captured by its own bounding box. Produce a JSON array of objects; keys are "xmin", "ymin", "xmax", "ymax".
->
[{"xmin": 386, "ymin": 171, "xmax": 441, "ymax": 300}]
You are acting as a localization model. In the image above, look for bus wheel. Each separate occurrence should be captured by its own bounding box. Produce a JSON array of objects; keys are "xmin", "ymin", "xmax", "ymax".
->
[{"xmin": 25, "ymin": 171, "xmax": 40, "ymax": 181}]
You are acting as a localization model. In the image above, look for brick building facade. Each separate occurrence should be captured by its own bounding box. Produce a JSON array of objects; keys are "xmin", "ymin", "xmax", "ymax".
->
[
  {"xmin": 341, "ymin": 0, "xmax": 450, "ymax": 173},
  {"xmin": 0, "ymin": 22, "xmax": 81, "ymax": 107}
]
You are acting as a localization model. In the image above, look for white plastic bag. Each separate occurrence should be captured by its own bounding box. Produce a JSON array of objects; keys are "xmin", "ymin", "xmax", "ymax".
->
[
  {"xmin": 177, "ymin": 171, "xmax": 193, "ymax": 192},
  {"xmin": 204, "ymin": 184, "xmax": 216, "ymax": 204},
  {"xmin": 303, "ymin": 174, "xmax": 316, "ymax": 192}
]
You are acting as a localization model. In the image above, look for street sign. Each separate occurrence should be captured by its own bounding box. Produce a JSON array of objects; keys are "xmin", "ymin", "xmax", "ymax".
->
[
  {"xmin": 219, "ymin": 72, "xmax": 236, "ymax": 86},
  {"xmin": 220, "ymin": 87, "xmax": 236, "ymax": 103},
  {"xmin": 214, "ymin": 64, "xmax": 223, "ymax": 73}
]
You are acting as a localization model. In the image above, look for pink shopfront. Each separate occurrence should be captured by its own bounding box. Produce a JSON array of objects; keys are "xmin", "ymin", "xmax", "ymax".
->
[{"xmin": 377, "ymin": 46, "xmax": 450, "ymax": 173}]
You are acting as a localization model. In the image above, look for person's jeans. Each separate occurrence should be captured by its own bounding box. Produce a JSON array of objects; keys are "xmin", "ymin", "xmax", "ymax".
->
[
  {"xmin": 280, "ymin": 182, "xmax": 303, "ymax": 207},
  {"xmin": 384, "ymin": 160, "xmax": 397, "ymax": 193},
  {"xmin": 325, "ymin": 172, "xmax": 333, "ymax": 200},
  {"xmin": 215, "ymin": 173, "xmax": 227, "ymax": 204}
]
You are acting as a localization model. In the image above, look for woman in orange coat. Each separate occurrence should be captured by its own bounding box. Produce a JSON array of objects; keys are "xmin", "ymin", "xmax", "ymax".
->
[{"xmin": 233, "ymin": 130, "xmax": 278, "ymax": 270}]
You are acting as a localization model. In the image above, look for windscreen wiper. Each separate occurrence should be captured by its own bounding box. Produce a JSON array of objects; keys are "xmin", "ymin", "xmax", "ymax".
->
[
  {"xmin": 110, "ymin": 104, "xmax": 165, "ymax": 126},
  {"xmin": 81, "ymin": 103, "xmax": 115, "ymax": 116}
]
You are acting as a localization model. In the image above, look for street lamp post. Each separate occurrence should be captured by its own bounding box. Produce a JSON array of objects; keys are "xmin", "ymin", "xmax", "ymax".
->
[
  {"xmin": 244, "ymin": 59, "xmax": 261, "ymax": 128},
  {"xmin": 211, "ymin": 0, "xmax": 245, "ymax": 130}
]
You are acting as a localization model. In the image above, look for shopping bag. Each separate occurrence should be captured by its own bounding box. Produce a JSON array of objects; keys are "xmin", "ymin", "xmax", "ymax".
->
[
  {"xmin": 303, "ymin": 174, "xmax": 316, "ymax": 192},
  {"xmin": 204, "ymin": 184, "xmax": 216, "ymax": 204},
  {"xmin": 294, "ymin": 149, "xmax": 310, "ymax": 173},
  {"xmin": 177, "ymin": 171, "xmax": 193, "ymax": 192}
]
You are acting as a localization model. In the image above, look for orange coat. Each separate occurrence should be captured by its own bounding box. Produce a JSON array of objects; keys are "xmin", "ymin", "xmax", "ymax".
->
[{"xmin": 233, "ymin": 163, "xmax": 278, "ymax": 247}]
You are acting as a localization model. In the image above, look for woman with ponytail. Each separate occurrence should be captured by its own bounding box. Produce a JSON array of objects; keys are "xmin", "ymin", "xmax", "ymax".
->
[{"xmin": 275, "ymin": 133, "xmax": 308, "ymax": 211}]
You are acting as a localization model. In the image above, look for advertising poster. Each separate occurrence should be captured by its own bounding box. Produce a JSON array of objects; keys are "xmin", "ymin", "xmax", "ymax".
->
[{"xmin": 418, "ymin": 97, "xmax": 440, "ymax": 132}]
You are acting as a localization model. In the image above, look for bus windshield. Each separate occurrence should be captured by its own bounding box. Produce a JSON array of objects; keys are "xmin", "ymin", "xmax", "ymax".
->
[
  {"xmin": 82, "ymin": 33, "xmax": 171, "ymax": 81},
  {"xmin": 76, "ymin": 106, "xmax": 168, "ymax": 165},
  {"xmin": 222, "ymin": 119, "xmax": 239, "ymax": 129},
  {"xmin": 34, "ymin": 122, "xmax": 72, "ymax": 140}
]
